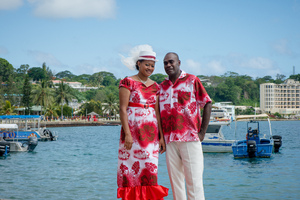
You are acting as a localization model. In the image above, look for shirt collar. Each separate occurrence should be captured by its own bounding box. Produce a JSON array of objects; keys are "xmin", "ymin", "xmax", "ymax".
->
[{"xmin": 165, "ymin": 70, "xmax": 187, "ymax": 81}]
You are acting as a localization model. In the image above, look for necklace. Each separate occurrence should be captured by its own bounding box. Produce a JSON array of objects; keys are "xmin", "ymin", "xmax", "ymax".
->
[{"xmin": 137, "ymin": 74, "xmax": 148, "ymax": 84}]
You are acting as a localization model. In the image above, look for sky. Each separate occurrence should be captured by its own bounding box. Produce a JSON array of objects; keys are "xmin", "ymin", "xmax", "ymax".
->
[{"xmin": 0, "ymin": 0, "xmax": 299, "ymax": 79}]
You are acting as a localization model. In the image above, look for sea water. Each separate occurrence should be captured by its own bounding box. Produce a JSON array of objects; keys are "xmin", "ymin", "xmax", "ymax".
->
[{"xmin": 0, "ymin": 121, "xmax": 299, "ymax": 200}]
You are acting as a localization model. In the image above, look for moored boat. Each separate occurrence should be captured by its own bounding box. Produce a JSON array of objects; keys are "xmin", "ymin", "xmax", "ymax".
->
[
  {"xmin": 0, "ymin": 124, "xmax": 38, "ymax": 152},
  {"xmin": 0, "ymin": 115, "xmax": 57, "ymax": 141},
  {"xmin": 202, "ymin": 121, "xmax": 235, "ymax": 153},
  {"xmin": 232, "ymin": 114, "xmax": 282, "ymax": 158}
]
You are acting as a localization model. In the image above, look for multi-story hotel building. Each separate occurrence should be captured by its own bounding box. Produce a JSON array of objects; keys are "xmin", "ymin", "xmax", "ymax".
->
[{"xmin": 260, "ymin": 79, "xmax": 300, "ymax": 115}]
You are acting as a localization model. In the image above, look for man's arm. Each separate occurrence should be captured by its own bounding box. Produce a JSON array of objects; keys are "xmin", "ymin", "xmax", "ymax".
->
[{"xmin": 198, "ymin": 102, "xmax": 212, "ymax": 141}]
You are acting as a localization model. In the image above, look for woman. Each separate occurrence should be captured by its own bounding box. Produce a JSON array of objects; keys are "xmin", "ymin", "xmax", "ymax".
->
[{"xmin": 117, "ymin": 50, "xmax": 168, "ymax": 199}]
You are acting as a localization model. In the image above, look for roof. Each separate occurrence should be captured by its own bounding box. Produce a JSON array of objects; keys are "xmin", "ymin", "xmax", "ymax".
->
[
  {"xmin": 0, "ymin": 124, "xmax": 18, "ymax": 129},
  {"xmin": 0, "ymin": 115, "xmax": 41, "ymax": 119},
  {"xmin": 87, "ymin": 112, "xmax": 99, "ymax": 116}
]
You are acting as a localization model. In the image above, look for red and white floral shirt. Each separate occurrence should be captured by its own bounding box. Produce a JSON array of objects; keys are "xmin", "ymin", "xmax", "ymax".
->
[{"xmin": 159, "ymin": 71, "xmax": 212, "ymax": 144}]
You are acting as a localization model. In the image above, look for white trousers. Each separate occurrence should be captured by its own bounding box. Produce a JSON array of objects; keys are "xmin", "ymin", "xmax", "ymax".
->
[{"xmin": 166, "ymin": 141, "xmax": 205, "ymax": 200}]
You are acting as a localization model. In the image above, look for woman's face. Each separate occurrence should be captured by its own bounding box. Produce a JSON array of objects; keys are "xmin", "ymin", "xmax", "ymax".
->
[{"xmin": 138, "ymin": 60, "xmax": 155, "ymax": 77}]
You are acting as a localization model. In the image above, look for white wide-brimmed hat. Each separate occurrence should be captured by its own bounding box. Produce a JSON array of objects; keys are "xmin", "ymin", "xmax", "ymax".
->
[{"xmin": 137, "ymin": 51, "xmax": 158, "ymax": 62}]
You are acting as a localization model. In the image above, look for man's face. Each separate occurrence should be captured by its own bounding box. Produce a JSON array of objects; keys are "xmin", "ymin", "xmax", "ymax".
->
[{"xmin": 163, "ymin": 53, "xmax": 181, "ymax": 77}]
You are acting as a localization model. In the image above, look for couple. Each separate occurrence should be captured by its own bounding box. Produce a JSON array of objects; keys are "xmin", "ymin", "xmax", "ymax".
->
[{"xmin": 117, "ymin": 50, "xmax": 212, "ymax": 200}]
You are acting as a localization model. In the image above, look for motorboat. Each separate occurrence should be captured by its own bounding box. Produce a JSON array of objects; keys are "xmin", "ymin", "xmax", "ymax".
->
[
  {"xmin": 0, "ymin": 115, "xmax": 57, "ymax": 141},
  {"xmin": 0, "ymin": 124, "xmax": 38, "ymax": 152},
  {"xmin": 232, "ymin": 114, "xmax": 282, "ymax": 158},
  {"xmin": 202, "ymin": 121, "xmax": 235, "ymax": 153}
]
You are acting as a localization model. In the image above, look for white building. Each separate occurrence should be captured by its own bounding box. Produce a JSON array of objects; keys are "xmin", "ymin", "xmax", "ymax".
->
[
  {"xmin": 52, "ymin": 80, "xmax": 98, "ymax": 92},
  {"xmin": 260, "ymin": 79, "xmax": 300, "ymax": 115}
]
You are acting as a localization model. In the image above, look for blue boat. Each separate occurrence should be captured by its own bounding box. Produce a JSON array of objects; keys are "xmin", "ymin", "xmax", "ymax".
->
[
  {"xmin": 232, "ymin": 114, "xmax": 282, "ymax": 158},
  {"xmin": 0, "ymin": 115, "xmax": 57, "ymax": 141}
]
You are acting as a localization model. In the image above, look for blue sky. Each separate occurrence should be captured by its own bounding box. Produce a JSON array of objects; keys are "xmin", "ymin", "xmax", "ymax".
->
[{"xmin": 0, "ymin": 0, "xmax": 299, "ymax": 79}]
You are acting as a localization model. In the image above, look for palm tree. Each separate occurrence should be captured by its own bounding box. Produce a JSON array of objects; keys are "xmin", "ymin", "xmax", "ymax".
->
[
  {"xmin": 103, "ymin": 93, "xmax": 119, "ymax": 119},
  {"xmin": 45, "ymin": 104, "xmax": 59, "ymax": 121},
  {"xmin": 55, "ymin": 80, "xmax": 73, "ymax": 120},
  {"xmin": 31, "ymin": 80, "xmax": 55, "ymax": 115},
  {"xmin": 1, "ymin": 100, "xmax": 15, "ymax": 115}
]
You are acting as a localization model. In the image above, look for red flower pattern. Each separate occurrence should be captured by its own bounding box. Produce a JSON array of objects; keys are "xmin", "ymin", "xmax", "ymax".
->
[
  {"xmin": 117, "ymin": 77, "xmax": 162, "ymax": 194},
  {"xmin": 159, "ymin": 71, "xmax": 211, "ymax": 144}
]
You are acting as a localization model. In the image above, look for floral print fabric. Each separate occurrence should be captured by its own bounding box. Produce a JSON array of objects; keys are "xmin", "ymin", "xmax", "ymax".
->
[
  {"xmin": 117, "ymin": 77, "xmax": 163, "ymax": 193},
  {"xmin": 159, "ymin": 71, "xmax": 212, "ymax": 144}
]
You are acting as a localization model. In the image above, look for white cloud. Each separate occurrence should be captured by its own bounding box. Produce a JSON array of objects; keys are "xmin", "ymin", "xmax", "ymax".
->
[
  {"xmin": 185, "ymin": 59, "xmax": 227, "ymax": 76},
  {"xmin": 241, "ymin": 57, "xmax": 273, "ymax": 70},
  {"xmin": 28, "ymin": 0, "xmax": 116, "ymax": 19},
  {"xmin": 0, "ymin": 0, "xmax": 23, "ymax": 10}
]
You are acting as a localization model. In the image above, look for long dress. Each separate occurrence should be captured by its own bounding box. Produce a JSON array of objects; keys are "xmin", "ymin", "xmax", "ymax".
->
[{"xmin": 117, "ymin": 77, "xmax": 168, "ymax": 200}]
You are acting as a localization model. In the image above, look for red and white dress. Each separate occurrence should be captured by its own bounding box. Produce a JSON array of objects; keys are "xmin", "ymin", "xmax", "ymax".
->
[{"xmin": 117, "ymin": 77, "xmax": 168, "ymax": 200}]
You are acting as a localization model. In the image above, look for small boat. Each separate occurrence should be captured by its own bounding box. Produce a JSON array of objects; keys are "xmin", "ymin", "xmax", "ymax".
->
[
  {"xmin": 0, "ymin": 115, "xmax": 57, "ymax": 141},
  {"xmin": 0, "ymin": 124, "xmax": 38, "ymax": 152},
  {"xmin": 232, "ymin": 114, "xmax": 282, "ymax": 158},
  {"xmin": 202, "ymin": 121, "xmax": 235, "ymax": 153}
]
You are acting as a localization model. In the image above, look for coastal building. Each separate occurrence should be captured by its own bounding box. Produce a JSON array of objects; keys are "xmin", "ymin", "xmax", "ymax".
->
[
  {"xmin": 52, "ymin": 80, "xmax": 98, "ymax": 92},
  {"xmin": 260, "ymin": 79, "xmax": 300, "ymax": 116}
]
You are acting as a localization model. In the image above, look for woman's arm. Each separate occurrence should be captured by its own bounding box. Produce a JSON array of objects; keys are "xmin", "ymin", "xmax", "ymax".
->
[
  {"xmin": 119, "ymin": 87, "xmax": 133, "ymax": 150},
  {"xmin": 155, "ymin": 95, "xmax": 166, "ymax": 154}
]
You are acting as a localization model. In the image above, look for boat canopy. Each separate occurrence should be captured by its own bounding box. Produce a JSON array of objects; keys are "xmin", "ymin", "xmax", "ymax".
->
[
  {"xmin": 0, "ymin": 124, "xmax": 18, "ymax": 129},
  {"xmin": 0, "ymin": 115, "xmax": 41, "ymax": 119}
]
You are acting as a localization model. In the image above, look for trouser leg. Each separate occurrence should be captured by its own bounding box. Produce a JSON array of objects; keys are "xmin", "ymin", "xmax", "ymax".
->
[
  {"xmin": 181, "ymin": 141, "xmax": 205, "ymax": 200},
  {"xmin": 166, "ymin": 142, "xmax": 186, "ymax": 200}
]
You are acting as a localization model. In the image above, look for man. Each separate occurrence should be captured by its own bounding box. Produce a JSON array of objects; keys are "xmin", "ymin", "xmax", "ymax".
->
[{"xmin": 159, "ymin": 52, "xmax": 212, "ymax": 200}]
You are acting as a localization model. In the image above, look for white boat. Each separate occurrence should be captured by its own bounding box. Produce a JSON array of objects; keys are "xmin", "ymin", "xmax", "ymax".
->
[
  {"xmin": 0, "ymin": 124, "xmax": 38, "ymax": 152},
  {"xmin": 213, "ymin": 102, "xmax": 236, "ymax": 121},
  {"xmin": 0, "ymin": 115, "xmax": 57, "ymax": 141},
  {"xmin": 202, "ymin": 121, "xmax": 235, "ymax": 153}
]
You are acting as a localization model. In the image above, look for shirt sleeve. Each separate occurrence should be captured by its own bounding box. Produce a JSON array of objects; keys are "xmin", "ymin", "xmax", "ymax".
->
[
  {"xmin": 194, "ymin": 77, "xmax": 212, "ymax": 108},
  {"xmin": 119, "ymin": 77, "xmax": 133, "ymax": 91}
]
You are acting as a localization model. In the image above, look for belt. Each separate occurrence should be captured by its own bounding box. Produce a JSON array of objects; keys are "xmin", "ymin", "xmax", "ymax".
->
[{"xmin": 128, "ymin": 102, "xmax": 155, "ymax": 109}]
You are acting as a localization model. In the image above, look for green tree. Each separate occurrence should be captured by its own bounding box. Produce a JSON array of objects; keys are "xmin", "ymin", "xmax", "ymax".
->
[
  {"xmin": 103, "ymin": 93, "xmax": 119, "ymax": 118},
  {"xmin": 1, "ymin": 100, "xmax": 15, "ymax": 115},
  {"xmin": 22, "ymin": 74, "xmax": 32, "ymax": 115},
  {"xmin": 31, "ymin": 80, "xmax": 55, "ymax": 115},
  {"xmin": 289, "ymin": 74, "xmax": 300, "ymax": 81},
  {"xmin": 55, "ymin": 70, "xmax": 76, "ymax": 80},
  {"xmin": 55, "ymin": 81, "xmax": 73, "ymax": 120},
  {"xmin": 28, "ymin": 67, "xmax": 46, "ymax": 81},
  {"xmin": 150, "ymin": 73, "xmax": 167, "ymax": 84},
  {"xmin": 45, "ymin": 104, "xmax": 59, "ymax": 120},
  {"xmin": 0, "ymin": 58, "xmax": 14, "ymax": 82}
]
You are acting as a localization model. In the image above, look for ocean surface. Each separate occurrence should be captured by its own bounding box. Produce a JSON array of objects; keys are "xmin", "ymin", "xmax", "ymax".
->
[{"xmin": 0, "ymin": 120, "xmax": 299, "ymax": 200}]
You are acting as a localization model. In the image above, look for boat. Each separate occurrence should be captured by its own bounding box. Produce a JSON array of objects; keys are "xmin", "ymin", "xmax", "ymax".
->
[
  {"xmin": 213, "ymin": 102, "xmax": 236, "ymax": 121},
  {"xmin": 0, "ymin": 140, "xmax": 10, "ymax": 157},
  {"xmin": 0, "ymin": 115, "xmax": 57, "ymax": 141},
  {"xmin": 202, "ymin": 121, "xmax": 235, "ymax": 153},
  {"xmin": 232, "ymin": 114, "xmax": 282, "ymax": 158},
  {"xmin": 210, "ymin": 108, "xmax": 231, "ymax": 122},
  {"xmin": 0, "ymin": 124, "xmax": 38, "ymax": 152}
]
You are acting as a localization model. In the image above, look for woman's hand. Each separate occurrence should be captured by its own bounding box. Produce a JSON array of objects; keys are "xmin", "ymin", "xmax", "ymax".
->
[
  {"xmin": 159, "ymin": 137, "xmax": 166, "ymax": 154},
  {"xmin": 124, "ymin": 134, "xmax": 133, "ymax": 150}
]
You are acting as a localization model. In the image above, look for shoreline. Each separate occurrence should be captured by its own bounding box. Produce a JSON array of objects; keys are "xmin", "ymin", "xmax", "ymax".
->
[
  {"xmin": 41, "ymin": 118, "xmax": 298, "ymax": 128},
  {"xmin": 41, "ymin": 120, "xmax": 121, "ymax": 127}
]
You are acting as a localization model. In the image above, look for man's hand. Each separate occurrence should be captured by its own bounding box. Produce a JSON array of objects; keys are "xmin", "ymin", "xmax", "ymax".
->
[{"xmin": 198, "ymin": 131, "xmax": 205, "ymax": 142}]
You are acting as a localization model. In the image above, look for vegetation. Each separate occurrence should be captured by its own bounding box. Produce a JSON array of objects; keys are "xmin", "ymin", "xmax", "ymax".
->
[{"xmin": 0, "ymin": 57, "xmax": 298, "ymax": 118}]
